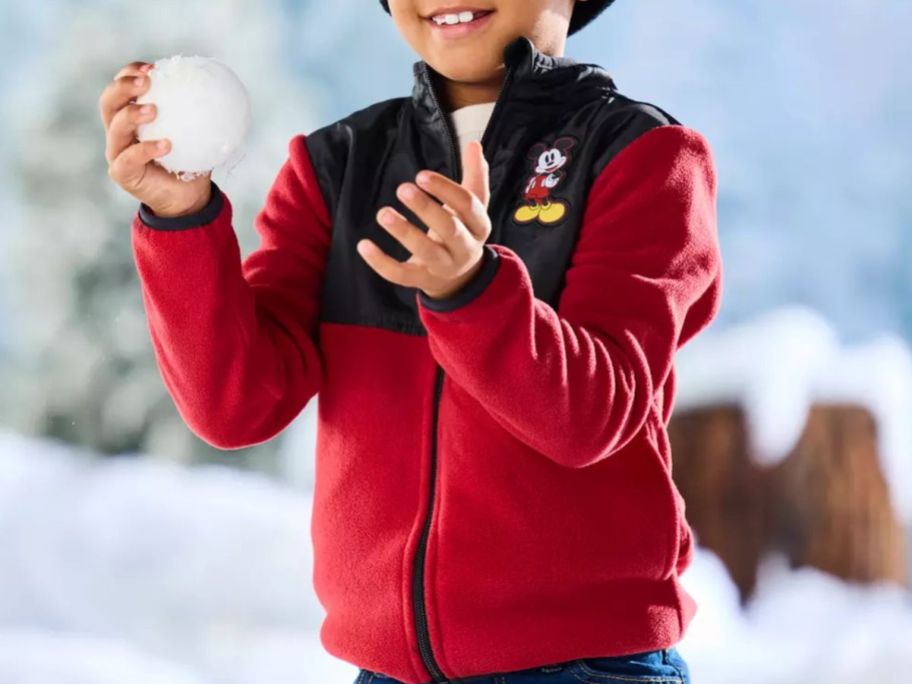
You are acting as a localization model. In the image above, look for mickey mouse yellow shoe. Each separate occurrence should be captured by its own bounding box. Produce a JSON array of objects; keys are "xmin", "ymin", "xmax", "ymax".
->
[
  {"xmin": 513, "ymin": 203, "xmax": 541, "ymax": 223},
  {"xmin": 537, "ymin": 200, "xmax": 567, "ymax": 224}
]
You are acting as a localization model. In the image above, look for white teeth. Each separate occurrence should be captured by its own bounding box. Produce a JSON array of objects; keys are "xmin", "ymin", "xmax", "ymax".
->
[{"xmin": 432, "ymin": 11, "xmax": 478, "ymax": 25}]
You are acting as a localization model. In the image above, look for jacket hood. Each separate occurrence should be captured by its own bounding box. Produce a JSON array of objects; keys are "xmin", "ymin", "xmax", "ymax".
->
[{"xmin": 379, "ymin": 0, "xmax": 617, "ymax": 36}]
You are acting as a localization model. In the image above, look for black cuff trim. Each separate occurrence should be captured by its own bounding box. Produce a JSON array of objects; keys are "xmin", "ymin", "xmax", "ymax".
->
[
  {"xmin": 139, "ymin": 180, "xmax": 224, "ymax": 230},
  {"xmin": 418, "ymin": 244, "xmax": 500, "ymax": 313}
]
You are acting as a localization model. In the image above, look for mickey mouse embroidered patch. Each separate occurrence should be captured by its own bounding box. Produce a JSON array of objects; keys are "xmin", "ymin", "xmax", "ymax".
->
[{"xmin": 512, "ymin": 134, "xmax": 578, "ymax": 226}]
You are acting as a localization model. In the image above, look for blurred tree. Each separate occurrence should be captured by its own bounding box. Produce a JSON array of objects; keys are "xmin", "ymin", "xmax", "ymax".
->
[{"xmin": 0, "ymin": 0, "xmax": 323, "ymax": 472}]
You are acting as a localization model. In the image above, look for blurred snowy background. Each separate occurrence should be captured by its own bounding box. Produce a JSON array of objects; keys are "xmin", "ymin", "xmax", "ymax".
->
[{"xmin": 0, "ymin": 0, "xmax": 910, "ymax": 682}]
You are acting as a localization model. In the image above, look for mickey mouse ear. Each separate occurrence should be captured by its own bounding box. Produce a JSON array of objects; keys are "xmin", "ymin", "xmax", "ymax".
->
[
  {"xmin": 552, "ymin": 135, "xmax": 578, "ymax": 151},
  {"xmin": 377, "ymin": 0, "xmax": 616, "ymax": 36}
]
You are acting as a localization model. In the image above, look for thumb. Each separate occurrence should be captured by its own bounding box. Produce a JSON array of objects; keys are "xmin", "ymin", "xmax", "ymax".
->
[{"xmin": 460, "ymin": 140, "xmax": 490, "ymax": 209}]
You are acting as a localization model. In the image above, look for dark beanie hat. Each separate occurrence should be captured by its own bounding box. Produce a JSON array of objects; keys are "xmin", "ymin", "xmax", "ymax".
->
[{"xmin": 378, "ymin": 1, "xmax": 616, "ymax": 36}]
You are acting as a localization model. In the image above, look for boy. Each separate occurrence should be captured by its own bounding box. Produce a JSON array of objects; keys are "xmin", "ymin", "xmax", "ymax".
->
[{"xmin": 101, "ymin": 0, "xmax": 721, "ymax": 682}]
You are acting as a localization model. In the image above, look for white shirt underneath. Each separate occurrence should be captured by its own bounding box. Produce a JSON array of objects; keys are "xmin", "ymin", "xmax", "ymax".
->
[{"xmin": 446, "ymin": 101, "xmax": 496, "ymax": 163}]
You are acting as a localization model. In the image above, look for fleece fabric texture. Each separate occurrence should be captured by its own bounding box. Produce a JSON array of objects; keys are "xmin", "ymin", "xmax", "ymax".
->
[{"xmin": 131, "ymin": 122, "xmax": 722, "ymax": 683}]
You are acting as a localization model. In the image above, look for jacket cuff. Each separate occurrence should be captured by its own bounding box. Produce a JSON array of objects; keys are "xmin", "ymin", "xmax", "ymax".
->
[
  {"xmin": 138, "ymin": 180, "xmax": 224, "ymax": 230},
  {"xmin": 417, "ymin": 243, "xmax": 500, "ymax": 313}
]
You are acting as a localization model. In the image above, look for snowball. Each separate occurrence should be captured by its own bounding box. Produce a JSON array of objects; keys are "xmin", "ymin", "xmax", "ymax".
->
[{"xmin": 135, "ymin": 55, "xmax": 251, "ymax": 182}]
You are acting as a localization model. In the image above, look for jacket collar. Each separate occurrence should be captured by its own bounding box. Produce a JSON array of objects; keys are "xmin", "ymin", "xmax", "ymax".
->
[{"xmin": 409, "ymin": 35, "xmax": 616, "ymax": 126}]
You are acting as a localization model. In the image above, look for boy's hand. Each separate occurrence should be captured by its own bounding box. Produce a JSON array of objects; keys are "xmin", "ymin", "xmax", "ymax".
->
[
  {"xmin": 100, "ymin": 60, "xmax": 212, "ymax": 218},
  {"xmin": 358, "ymin": 140, "xmax": 491, "ymax": 300}
]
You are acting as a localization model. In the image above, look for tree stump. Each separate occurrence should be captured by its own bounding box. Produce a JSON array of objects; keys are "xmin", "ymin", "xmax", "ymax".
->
[
  {"xmin": 668, "ymin": 403, "xmax": 768, "ymax": 604},
  {"xmin": 765, "ymin": 403, "xmax": 907, "ymax": 585},
  {"xmin": 667, "ymin": 401, "xmax": 907, "ymax": 603}
]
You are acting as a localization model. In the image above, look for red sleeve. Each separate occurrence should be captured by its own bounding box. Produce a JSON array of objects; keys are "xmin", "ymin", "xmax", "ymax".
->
[
  {"xmin": 416, "ymin": 125, "xmax": 723, "ymax": 468},
  {"xmin": 130, "ymin": 133, "xmax": 331, "ymax": 449}
]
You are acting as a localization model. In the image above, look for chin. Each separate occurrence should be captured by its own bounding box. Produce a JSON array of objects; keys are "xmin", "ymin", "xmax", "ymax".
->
[
  {"xmin": 433, "ymin": 60, "xmax": 496, "ymax": 84},
  {"xmin": 426, "ymin": 42, "xmax": 508, "ymax": 81}
]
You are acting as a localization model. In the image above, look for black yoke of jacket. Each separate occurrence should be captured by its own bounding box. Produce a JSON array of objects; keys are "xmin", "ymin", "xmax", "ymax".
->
[{"xmin": 309, "ymin": 35, "xmax": 681, "ymax": 337}]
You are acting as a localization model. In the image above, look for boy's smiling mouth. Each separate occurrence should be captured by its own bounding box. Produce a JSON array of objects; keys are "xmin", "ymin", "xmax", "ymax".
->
[{"xmin": 423, "ymin": 6, "xmax": 496, "ymax": 37}]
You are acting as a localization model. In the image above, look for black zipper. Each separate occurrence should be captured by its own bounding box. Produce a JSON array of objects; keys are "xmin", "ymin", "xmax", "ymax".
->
[
  {"xmin": 411, "ymin": 365, "xmax": 446, "ymax": 682},
  {"xmin": 411, "ymin": 60, "xmax": 517, "ymax": 684}
]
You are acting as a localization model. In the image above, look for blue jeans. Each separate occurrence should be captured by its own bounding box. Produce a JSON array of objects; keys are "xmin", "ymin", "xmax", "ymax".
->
[{"xmin": 354, "ymin": 646, "xmax": 691, "ymax": 683}]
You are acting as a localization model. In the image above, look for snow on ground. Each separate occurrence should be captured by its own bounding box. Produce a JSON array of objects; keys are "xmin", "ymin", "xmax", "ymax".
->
[
  {"xmin": 673, "ymin": 304, "xmax": 912, "ymax": 522},
  {"xmin": 0, "ymin": 629, "xmax": 203, "ymax": 684},
  {"xmin": 0, "ymin": 428, "xmax": 355, "ymax": 684},
  {"xmin": 1, "ymin": 424, "xmax": 911, "ymax": 683},
  {"xmin": 677, "ymin": 543, "xmax": 912, "ymax": 684}
]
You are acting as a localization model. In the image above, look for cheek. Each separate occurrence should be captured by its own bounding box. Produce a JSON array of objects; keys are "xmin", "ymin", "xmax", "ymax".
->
[{"xmin": 393, "ymin": 12, "xmax": 429, "ymax": 45}]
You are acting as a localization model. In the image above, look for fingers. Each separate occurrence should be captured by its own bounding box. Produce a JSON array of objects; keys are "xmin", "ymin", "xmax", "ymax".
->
[
  {"xmin": 356, "ymin": 238, "xmax": 427, "ymax": 289},
  {"xmin": 414, "ymin": 170, "xmax": 489, "ymax": 241},
  {"xmin": 99, "ymin": 63, "xmax": 153, "ymax": 130},
  {"xmin": 375, "ymin": 202, "xmax": 451, "ymax": 268},
  {"xmin": 108, "ymin": 138, "xmax": 171, "ymax": 191},
  {"xmin": 106, "ymin": 102, "xmax": 158, "ymax": 164},
  {"xmin": 460, "ymin": 140, "xmax": 490, "ymax": 208},
  {"xmin": 113, "ymin": 61, "xmax": 154, "ymax": 81},
  {"xmin": 398, "ymin": 181, "xmax": 467, "ymax": 243},
  {"xmin": 384, "ymin": 181, "xmax": 476, "ymax": 270}
]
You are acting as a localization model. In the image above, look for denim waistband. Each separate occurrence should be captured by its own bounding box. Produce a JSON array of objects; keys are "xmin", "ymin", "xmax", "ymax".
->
[{"xmin": 362, "ymin": 647, "xmax": 676, "ymax": 682}]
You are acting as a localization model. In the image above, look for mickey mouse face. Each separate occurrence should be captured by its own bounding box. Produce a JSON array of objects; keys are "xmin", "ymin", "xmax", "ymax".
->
[
  {"xmin": 535, "ymin": 147, "xmax": 567, "ymax": 174},
  {"xmin": 527, "ymin": 135, "xmax": 577, "ymax": 175}
]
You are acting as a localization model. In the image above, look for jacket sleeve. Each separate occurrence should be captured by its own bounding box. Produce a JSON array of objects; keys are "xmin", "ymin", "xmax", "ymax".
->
[
  {"xmin": 415, "ymin": 124, "xmax": 723, "ymax": 468},
  {"xmin": 130, "ymin": 133, "xmax": 332, "ymax": 450}
]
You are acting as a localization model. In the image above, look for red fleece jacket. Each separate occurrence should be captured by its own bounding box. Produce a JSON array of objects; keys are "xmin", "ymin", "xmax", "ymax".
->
[{"xmin": 131, "ymin": 123, "xmax": 722, "ymax": 683}]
